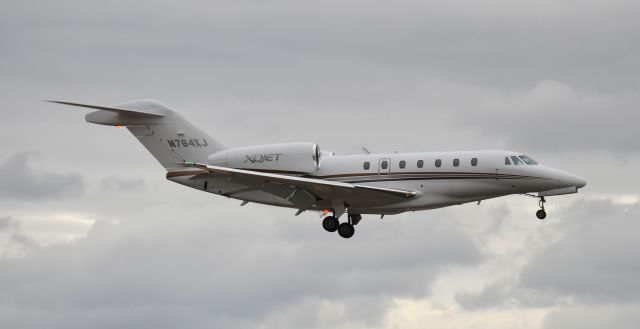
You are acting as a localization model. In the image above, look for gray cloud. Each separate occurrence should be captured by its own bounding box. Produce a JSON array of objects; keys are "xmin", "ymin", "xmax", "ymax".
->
[
  {"xmin": 455, "ymin": 198, "xmax": 640, "ymax": 313},
  {"xmin": 0, "ymin": 217, "xmax": 11, "ymax": 232},
  {"xmin": 2, "ymin": 0, "xmax": 639, "ymax": 93},
  {"xmin": 455, "ymin": 280, "xmax": 557, "ymax": 311},
  {"xmin": 543, "ymin": 303, "xmax": 640, "ymax": 329},
  {"xmin": 521, "ymin": 199, "xmax": 640, "ymax": 302},
  {"xmin": 0, "ymin": 212, "xmax": 481, "ymax": 328},
  {"xmin": 0, "ymin": 153, "xmax": 85, "ymax": 201},
  {"xmin": 0, "ymin": 216, "xmax": 39, "ymax": 259},
  {"xmin": 99, "ymin": 177, "xmax": 145, "ymax": 191},
  {"xmin": 450, "ymin": 81, "xmax": 640, "ymax": 154}
]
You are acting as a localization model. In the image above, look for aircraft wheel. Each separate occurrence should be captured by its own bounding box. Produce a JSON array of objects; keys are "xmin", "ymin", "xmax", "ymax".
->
[
  {"xmin": 337, "ymin": 222, "xmax": 355, "ymax": 239},
  {"xmin": 322, "ymin": 216, "xmax": 339, "ymax": 232},
  {"xmin": 536, "ymin": 209, "xmax": 547, "ymax": 220}
]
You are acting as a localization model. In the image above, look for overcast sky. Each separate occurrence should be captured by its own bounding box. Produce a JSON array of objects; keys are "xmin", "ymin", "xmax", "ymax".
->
[{"xmin": 1, "ymin": 1, "xmax": 639, "ymax": 328}]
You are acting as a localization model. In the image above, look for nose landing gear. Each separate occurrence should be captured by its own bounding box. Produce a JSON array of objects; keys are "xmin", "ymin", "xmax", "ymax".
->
[
  {"xmin": 536, "ymin": 197, "xmax": 547, "ymax": 220},
  {"xmin": 523, "ymin": 194, "xmax": 548, "ymax": 220}
]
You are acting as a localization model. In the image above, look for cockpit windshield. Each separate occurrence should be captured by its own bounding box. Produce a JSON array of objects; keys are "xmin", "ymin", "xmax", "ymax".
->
[
  {"xmin": 518, "ymin": 155, "xmax": 538, "ymax": 165},
  {"xmin": 511, "ymin": 156, "xmax": 524, "ymax": 165}
]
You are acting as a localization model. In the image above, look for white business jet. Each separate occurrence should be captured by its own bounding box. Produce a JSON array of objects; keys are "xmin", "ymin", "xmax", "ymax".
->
[{"xmin": 50, "ymin": 99, "xmax": 586, "ymax": 239}]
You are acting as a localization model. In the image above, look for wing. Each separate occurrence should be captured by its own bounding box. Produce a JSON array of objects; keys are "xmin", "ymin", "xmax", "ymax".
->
[{"xmin": 177, "ymin": 162, "xmax": 418, "ymax": 211}]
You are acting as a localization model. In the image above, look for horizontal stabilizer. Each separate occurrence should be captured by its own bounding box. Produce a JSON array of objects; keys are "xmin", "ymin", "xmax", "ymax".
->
[{"xmin": 46, "ymin": 100, "xmax": 165, "ymax": 117}]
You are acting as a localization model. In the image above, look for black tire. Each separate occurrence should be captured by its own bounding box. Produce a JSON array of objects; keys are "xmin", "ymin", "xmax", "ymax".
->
[
  {"xmin": 322, "ymin": 216, "xmax": 339, "ymax": 232},
  {"xmin": 337, "ymin": 222, "xmax": 355, "ymax": 239},
  {"xmin": 536, "ymin": 209, "xmax": 547, "ymax": 220}
]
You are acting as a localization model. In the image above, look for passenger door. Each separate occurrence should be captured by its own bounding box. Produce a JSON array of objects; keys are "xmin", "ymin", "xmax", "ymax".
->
[{"xmin": 378, "ymin": 158, "xmax": 391, "ymax": 175}]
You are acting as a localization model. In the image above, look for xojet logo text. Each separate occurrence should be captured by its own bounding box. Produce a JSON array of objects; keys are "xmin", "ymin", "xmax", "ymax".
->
[{"xmin": 244, "ymin": 153, "xmax": 283, "ymax": 164}]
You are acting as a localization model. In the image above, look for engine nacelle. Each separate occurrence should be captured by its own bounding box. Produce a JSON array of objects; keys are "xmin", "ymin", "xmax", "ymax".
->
[{"xmin": 208, "ymin": 142, "xmax": 321, "ymax": 174}]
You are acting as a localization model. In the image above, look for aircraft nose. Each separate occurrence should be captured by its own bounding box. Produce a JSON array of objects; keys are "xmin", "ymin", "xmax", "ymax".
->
[
  {"xmin": 542, "ymin": 167, "xmax": 587, "ymax": 190},
  {"xmin": 571, "ymin": 174, "xmax": 587, "ymax": 189}
]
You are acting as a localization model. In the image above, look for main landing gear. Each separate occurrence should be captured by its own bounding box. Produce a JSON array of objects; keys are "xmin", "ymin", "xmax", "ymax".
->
[
  {"xmin": 536, "ymin": 196, "xmax": 547, "ymax": 220},
  {"xmin": 322, "ymin": 216, "xmax": 339, "ymax": 232},
  {"xmin": 322, "ymin": 213, "xmax": 362, "ymax": 239}
]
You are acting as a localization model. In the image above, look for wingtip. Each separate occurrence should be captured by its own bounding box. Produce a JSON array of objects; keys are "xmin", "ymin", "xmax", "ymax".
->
[{"xmin": 44, "ymin": 100, "xmax": 79, "ymax": 106}]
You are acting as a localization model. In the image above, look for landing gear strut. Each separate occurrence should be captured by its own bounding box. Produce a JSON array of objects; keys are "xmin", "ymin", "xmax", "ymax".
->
[
  {"xmin": 536, "ymin": 197, "xmax": 547, "ymax": 220},
  {"xmin": 348, "ymin": 213, "xmax": 362, "ymax": 225}
]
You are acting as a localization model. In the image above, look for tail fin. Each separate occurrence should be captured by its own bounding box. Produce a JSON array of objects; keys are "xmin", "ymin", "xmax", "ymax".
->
[{"xmin": 48, "ymin": 99, "xmax": 225, "ymax": 169}]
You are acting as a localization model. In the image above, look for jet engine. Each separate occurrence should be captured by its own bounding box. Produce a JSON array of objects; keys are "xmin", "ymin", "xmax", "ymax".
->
[{"xmin": 208, "ymin": 142, "xmax": 321, "ymax": 174}]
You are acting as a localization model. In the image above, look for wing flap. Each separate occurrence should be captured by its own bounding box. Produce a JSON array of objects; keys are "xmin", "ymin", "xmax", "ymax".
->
[
  {"xmin": 288, "ymin": 189, "xmax": 317, "ymax": 209},
  {"xmin": 262, "ymin": 181, "xmax": 296, "ymax": 199},
  {"xmin": 354, "ymin": 184, "xmax": 418, "ymax": 198}
]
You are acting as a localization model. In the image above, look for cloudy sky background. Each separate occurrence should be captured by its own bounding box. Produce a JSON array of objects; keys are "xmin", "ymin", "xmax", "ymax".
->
[{"xmin": 1, "ymin": 0, "xmax": 639, "ymax": 328}]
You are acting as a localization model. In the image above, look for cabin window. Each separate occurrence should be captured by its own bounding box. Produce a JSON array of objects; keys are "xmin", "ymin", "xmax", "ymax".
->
[
  {"xmin": 399, "ymin": 160, "xmax": 406, "ymax": 169},
  {"xmin": 417, "ymin": 160, "xmax": 424, "ymax": 168},
  {"xmin": 381, "ymin": 160, "xmax": 388, "ymax": 169},
  {"xmin": 519, "ymin": 155, "xmax": 538, "ymax": 165},
  {"xmin": 511, "ymin": 156, "xmax": 524, "ymax": 165},
  {"xmin": 363, "ymin": 161, "xmax": 370, "ymax": 170},
  {"xmin": 453, "ymin": 158, "xmax": 460, "ymax": 167},
  {"xmin": 435, "ymin": 159, "xmax": 442, "ymax": 168},
  {"xmin": 471, "ymin": 158, "xmax": 478, "ymax": 166}
]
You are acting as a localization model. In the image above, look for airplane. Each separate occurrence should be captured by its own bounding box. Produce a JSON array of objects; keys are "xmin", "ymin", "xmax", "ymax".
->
[{"xmin": 49, "ymin": 99, "xmax": 587, "ymax": 239}]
